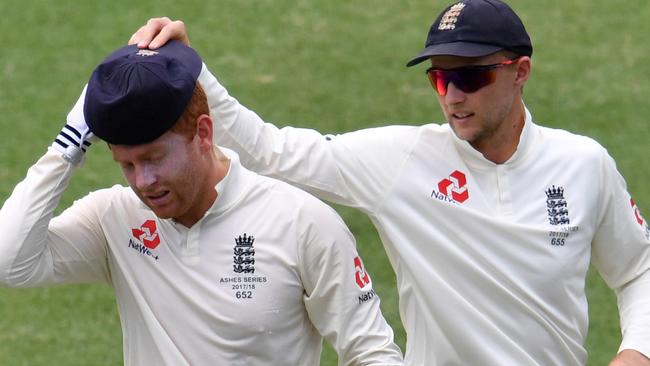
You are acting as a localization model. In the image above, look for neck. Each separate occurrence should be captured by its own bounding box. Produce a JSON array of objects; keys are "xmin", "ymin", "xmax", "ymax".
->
[
  {"xmin": 200, "ymin": 148, "xmax": 231, "ymax": 212},
  {"xmin": 176, "ymin": 148, "xmax": 230, "ymax": 228},
  {"xmin": 472, "ymin": 100, "xmax": 526, "ymax": 164}
]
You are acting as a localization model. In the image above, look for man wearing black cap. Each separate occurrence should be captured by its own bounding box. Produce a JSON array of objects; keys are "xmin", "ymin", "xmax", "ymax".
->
[
  {"xmin": 0, "ymin": 41, "xmax": 405, "ymax": 365},
  {"xmin": 130, "ymin": 1, "xmax": 650, "ymax": 365}
]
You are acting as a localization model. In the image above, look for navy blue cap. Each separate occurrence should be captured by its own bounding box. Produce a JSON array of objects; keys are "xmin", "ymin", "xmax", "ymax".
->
[
  {"xmin": 84, "ymin": 40, "xmax": 202, "ymax": 145},
  {"xmin": 406, "ymin": 0, "xmax": 532, "ymax": 67}
]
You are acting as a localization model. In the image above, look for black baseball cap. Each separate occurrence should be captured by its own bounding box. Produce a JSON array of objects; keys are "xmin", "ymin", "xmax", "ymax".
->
[
  {"xmin": 406, "ymin": 0, "xmax": 532, "ymax": 67},
  {"xmin": 84, "ymin": 40, "xmax": 202, "ymax": 145}
]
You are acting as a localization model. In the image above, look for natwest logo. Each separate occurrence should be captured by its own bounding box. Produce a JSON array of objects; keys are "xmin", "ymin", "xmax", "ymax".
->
[
  {"xmin": 630, "ymin": 198, "xmax": 650, "ymax": 240},
  {"xmin": 354, "ymin": 256, "xmax": 377, "ymax": 304},
  {"xmin": 437, "ymin": 170, "xmax": 469, "ymax": 203},
  {"xmin": 132, "ymin": 220, "xmax": 160, "ymax": 249},
  {"xmin": 353, "ymin": 256, "xmax": 372, "ymax": 290},
  {"xmin": 631, "ymin": 198, "xmax": 646, "ymax": 226}
]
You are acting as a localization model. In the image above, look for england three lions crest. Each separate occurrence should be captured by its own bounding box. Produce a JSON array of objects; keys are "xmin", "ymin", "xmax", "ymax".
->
[
  {"xmin": 233, "ymin": 233, "xmax": 255, "ymax": 273},
  {"xmin": 546, "ymin": 185, "xmax": 569, "ymax": 225}
]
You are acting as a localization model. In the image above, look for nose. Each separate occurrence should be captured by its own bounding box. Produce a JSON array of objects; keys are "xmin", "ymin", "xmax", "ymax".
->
[
  {"xmin": 443, "ymin": 82, "xmax": 466, "ymax": 104},
  {"xmin": 134, "ymin": 164, "xmax": 157, "ymax": 191}
]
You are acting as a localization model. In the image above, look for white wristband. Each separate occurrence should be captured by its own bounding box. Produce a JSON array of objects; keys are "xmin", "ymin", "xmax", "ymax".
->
[
  {"xmin": 51, "ymin": 85, "xmax": 95, "ymax": 165},
  {"xmin": 52, "ymin": 124, "xmax": 93, "ymax": 165}
]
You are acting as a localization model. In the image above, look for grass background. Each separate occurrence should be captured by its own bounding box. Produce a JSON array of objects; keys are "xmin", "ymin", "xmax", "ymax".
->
[{"xmin": 0, "ymin": 0, "xmax": 649, "ymax": 365}]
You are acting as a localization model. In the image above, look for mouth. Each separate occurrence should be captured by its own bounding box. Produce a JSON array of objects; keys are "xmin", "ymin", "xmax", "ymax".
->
[
  {"xmin": 145, "ymin": 190, "xmax": 170, "ymax": 207},
  {"xmin": 451, "ymin": 111, "xmax": 474, "ymax": 120}
]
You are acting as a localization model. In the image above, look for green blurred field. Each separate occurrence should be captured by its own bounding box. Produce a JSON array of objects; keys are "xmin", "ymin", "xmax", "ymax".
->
[{"xmin": 1, "ymin": 1, "xmax": 649, "ymax": 365}]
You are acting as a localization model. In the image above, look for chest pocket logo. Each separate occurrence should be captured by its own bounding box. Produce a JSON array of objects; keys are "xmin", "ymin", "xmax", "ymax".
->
[
  {"xmin": 233, "ymin": 234, "xmax": 256, "ymax": 274},
  {"xmin": 545, "ymin": 186, "xmax": 569, "ymax": 225}
]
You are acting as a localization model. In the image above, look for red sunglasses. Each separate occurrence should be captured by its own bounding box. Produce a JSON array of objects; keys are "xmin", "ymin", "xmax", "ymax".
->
[{"xmin": 425, "ymin": 58, "xmax": 520, "ymax": 96}]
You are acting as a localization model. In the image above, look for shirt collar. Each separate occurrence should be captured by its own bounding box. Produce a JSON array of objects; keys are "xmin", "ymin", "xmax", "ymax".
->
[
  {"xmin": 451, "ymin": 104, "xmax": 536, "ymax": 167},
  {"xmin": 208, "ymin": 147, "xmax": 255, "ymax": 216}
]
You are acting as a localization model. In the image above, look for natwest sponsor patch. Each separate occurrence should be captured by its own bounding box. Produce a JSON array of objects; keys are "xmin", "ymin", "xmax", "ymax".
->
[
  {"xmin": 132, "ymin": 219, "xmax": 160, "ymax": 249},
  {"xmin": 431, "ymin": 170, "xmax": 470, "ymax": 204},
  {"xmin": 128, "ymin": 219, "xmax": 161, "ymax": 261}
]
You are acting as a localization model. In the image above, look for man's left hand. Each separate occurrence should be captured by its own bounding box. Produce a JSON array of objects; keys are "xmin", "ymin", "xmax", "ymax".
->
[{"xmin": 128, "ymin": 17, "xmax": 190, "ymax": 50}]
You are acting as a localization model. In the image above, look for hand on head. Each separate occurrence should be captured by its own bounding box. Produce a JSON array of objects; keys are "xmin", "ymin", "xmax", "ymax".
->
[{"xmin": 129, "ymin": 17, "xmax": 190, "ymax": 49}]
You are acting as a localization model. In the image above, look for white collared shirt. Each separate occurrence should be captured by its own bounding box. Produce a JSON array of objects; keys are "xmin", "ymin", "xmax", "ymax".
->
[
  {"xmin": 0, "ymin": 147, "xmax": 403, "ymax": 366},
  {"xmin": 199, "ymin": 64, "xmax": 650, "ymax": 366}
]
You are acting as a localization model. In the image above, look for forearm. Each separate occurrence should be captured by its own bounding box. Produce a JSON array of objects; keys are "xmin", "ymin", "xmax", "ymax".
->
[
  {"xmin": 200, "ymin": 63, "xmax": 402, "ymax": 209},
  {"xmin": 616, "ymin": 269, "xmax": 650, "ymax": 359},
  {"xmin": 299, "ymin": 203, "xmax": 403, "ymax": 365},
  {"xmin": 334, "ymin": 296, "xmax": 404, "ymax": 366},
  {"xmin": 199, "ymin": 63, "xmax": 333, "ymax": 180},
  {"xmin": 590, "ymin": 153, "xmax": 650, "ymax": 359},
  {"xmin": 307, "ymin": 260, "xmax": 403, "ymax": 365},
  {"xmin": 0, "ymin": 85, "xmax": 100, "ymax": 286},
  {"xmin": 0, "ymin": 149, "xmax": 76, "ymax": 286}
]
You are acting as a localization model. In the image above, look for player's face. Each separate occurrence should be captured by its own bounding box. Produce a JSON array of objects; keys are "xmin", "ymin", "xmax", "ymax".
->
[
  {"xmin": 111, "ymin": 130, "xmax": 212, "ymax": 227},
  {"xmin": 430, "ymin": 53, "xmax": 529, "ymax": 162}
]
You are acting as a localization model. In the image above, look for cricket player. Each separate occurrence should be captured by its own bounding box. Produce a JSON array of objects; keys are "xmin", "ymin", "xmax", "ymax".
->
[
  {"xmin": 0, "ymin": 40, "xmax": 404, "ymax": 365},
  {"xmin": 130, "ymin": 0, "xmax": 650, "ymax": 365}
]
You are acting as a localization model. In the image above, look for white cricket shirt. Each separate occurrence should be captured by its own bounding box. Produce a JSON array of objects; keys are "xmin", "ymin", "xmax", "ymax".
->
[
  {"xmin": 198, "ymin": 65, "xmax": 650, "ymax": 365},
  {"xmin": 0, "ymin": 147, "xmax": 404, "ymax": 366}
]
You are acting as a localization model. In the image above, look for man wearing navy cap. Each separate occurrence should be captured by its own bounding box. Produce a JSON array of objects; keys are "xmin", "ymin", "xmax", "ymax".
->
[
  {"xmin": 131, "ymin": 0, "xmax": 650, "ymax": 365},
  {"xmin": 0, "ymin": 41, "xmax": 404, "ymax": 365}
]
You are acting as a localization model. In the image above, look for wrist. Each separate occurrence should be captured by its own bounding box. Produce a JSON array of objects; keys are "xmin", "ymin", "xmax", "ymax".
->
[{"xmin": 52, "ymin": 123, "xmax": 93, "ymax": 165}]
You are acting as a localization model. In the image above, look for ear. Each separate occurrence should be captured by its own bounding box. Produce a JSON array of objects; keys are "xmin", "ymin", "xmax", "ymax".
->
[
  {"xmin": 195, "ymin": 114, "xmax": 214, "ymax": 150},
  {"xmin": 514, "ymin": 56, "xmax": 531, "ymax": 87}
]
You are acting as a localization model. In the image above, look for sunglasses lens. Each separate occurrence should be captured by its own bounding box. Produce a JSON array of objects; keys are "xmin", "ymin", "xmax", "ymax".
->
[
  {"xmin": 460, "ymin": 69, "xmax": 496, "ymax": 93},
  {"xmin": 427, "ymin": 68, "xmax": 497, "ymax": 96},
  {"xmin": 427, "ymin": 70, "xmax": 448, "ymax": 96}
]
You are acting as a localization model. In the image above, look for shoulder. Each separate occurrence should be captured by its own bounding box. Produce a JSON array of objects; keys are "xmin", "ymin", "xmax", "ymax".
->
[
  {"xmin": 340, "ymin": 123, "xmax": 446, "ymax": 140},
  {"xmin": 57, "ymin": 184, "xmax": 140, "ymax": 227},
  {"xmin": 253, "ymin": 174, "xmax": 347, "ymax": 226},
  {"xmin": 331, "ymin": 123, "xmax": 432, "ymax": 148},
  {"xmin": 536, "ymin": 124, "xmax": 609, "ymax": 159},
  {"xmin": 327, "ymin": 123, "xmax": 448, "ymax": 169},
  {"xmin": 72, "ymin": 184, "xmax": 139, "ymax": 210},
  {"xmin": 530, "ymin": 124, "xmax": 620, "ymax": 183}
]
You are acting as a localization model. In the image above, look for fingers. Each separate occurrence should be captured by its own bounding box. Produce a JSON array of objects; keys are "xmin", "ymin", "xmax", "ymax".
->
[
  {"xmin": 128, "ymin": 17, "xmax": 171, "ymax": 48},
  {"xmin": 128, "ymin": 17, "xmax": 190, "ymax": 49},
  {"xmin": 150, "ymin": 20, "xmax": 190, "ymax": 49}
]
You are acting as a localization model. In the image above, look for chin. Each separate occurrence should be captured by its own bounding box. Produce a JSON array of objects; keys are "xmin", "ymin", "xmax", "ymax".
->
[
  {"xmin": 450, "ymin": 127, "xmax": 474, "ymax": 142},
  {"xmin": 146, "ymin": 205, "xmax": 175, "ymax": 220},
  {"xmin": 154, "ymin": 212, "xmax": 174, "ymax": 220}
]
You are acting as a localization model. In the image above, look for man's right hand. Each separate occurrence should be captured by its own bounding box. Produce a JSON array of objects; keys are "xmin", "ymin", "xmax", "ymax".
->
[{"xmin": 129, "ymin": 17, "xmax": 190, "ymax": 50}]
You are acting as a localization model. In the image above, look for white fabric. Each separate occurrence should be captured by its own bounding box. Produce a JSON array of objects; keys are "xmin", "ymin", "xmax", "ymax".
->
[
  {"xmin": 199, "ymin": 64, "xmax": 650, "ymax": 366},
  {"xmin": 0, "ymin": 147, "xmax": 403, "ymax": 366},
  {"xmin": 51, "ymin": 85, "xmax": 95, "ymax": 165}
]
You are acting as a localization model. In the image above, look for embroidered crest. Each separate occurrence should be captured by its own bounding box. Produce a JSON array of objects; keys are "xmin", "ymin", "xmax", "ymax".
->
[
  {"xmin": 438, "ymin": 3, "xmax": 466, "ymax": 31},
  {"xmin": 233, "ymin": 233, "xmax": 255, "ymax": 273},
  {"xmin": 546, "ymin": 186, "xmax": 569, "ymax": 225},
  {"xmin": 136, "ymin": 49, "xmax": 159, "ymax": 57}
]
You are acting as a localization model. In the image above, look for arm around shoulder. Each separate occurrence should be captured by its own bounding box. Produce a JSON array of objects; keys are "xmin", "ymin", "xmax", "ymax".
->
[{"xmin": 201, "ymin": 64, "xmax": 413, "ymax": 210}]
